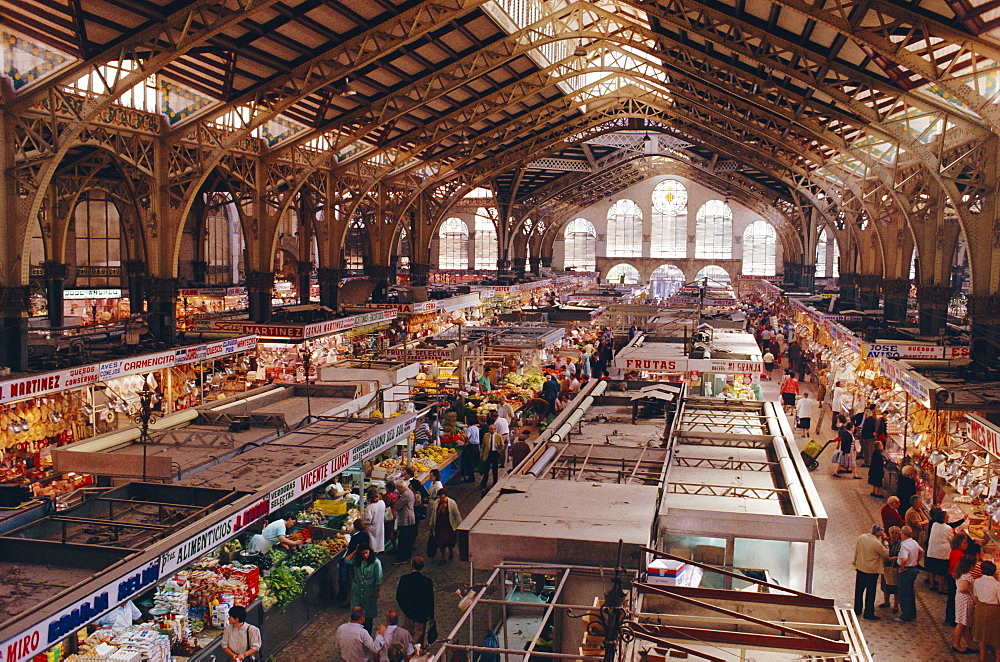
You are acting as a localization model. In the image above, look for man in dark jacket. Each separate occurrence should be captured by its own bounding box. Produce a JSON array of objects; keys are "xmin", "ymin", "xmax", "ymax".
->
[
  {"xmin": 852, "ymin": 404, "xmax": 878, "ymax": 466},
  {"xmin": 396, "ymin": 556, "xmax": 434, "ymax": 644},
  {"xmin": 540, "ymin": 375, "xmax": 560, "ymax": 415}
]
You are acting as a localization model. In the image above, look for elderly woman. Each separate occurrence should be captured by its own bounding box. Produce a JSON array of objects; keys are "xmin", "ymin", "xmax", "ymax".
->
[{"xmin": 879, "ymin": 526, "xmax": 902, "ymax": 613}]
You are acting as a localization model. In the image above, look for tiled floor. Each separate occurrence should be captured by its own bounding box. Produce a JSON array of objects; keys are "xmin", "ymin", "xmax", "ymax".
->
[{"xmin": 274, "ymin": 375, "xmax": 963, "ymax": 661}]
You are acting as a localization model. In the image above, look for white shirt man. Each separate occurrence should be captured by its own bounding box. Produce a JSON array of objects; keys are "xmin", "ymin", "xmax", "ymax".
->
[
  {"xmin": 897, "ymin": 534, "xmax": 922, "ymax": 570},
  {"xmin": 465, "ymin": 423, "xmax": 480, "ymax": 447},
  {"xmin": 337, "ymin": 610, "xmax": 385, "ymax": 662},
  {"xmin": 796, "ymin": 395, "xmax": 818, "ymax": 422},
  {"xmin": 493, "ymin": 415, "xmax": 510, "ymax": 441},
  {"xmin": 378, "ymin": 611, "xmax": 414, "ymax": 662},
  {"xmin": 95, "ymin": 601, "xmax": 142, "ymax": 628}
]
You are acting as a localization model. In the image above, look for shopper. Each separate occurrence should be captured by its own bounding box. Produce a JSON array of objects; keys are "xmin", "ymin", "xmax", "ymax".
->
[
  {"xmin": 832, "ymin": 422, "xmax": 859, "ymax": 479},
  {"xmin": 497, "ymin": 395, "xmax": 516, "ymax": 427},
  {"xmin": 762, "ymin": 350, "xmax": 775, "ymax": 379},
  {"xmin": 337, "ymin": 606, "xmax": 385, "ymax": 662},
  {"xmin": 427, "ymin": 469, "xmax": 444, "ymax": 504},
  {"xmin": 830, "ymin": 381, "xmax": 847, "ymax": 430},
  {"xmin": 404, "ymin": 465, "xmax": 430, "ymax": 522},
  {"xmin": 895, "ymin": 525, "xmax": 924, "ymax": 623},
  {"xmin": 879, "ymin": 496, "xmax": 906, "ymax": 531},
  {"xmin": 953, "ymin": 555, "xmax": 977, "ymax": 654},
  {"xmin": 926, "ymin": 507, "xmax": 966, "ymax": 593},
  {"xmin": 394, "ymin": 481, "xmax": 417, "ymax": 563},
  {"xmin": 853, "ymin": 404, "xmax": 878, "ymax": 466},
  {"xmin": 896, "ymin": 466, "xmax": 918, "ymax": 519},
  {"xmin": 794, "ymin": 392, "xmax": 817, "ymax": 436},
  {"xmin": 904, "ymin": 495, "xmax": 930, "ymax": 557},
  {"xmin": 868, "ymin": 440, "xmax": 885, "ymax": 498},
  {"xmin": 222, "ymin": 605, "xmax": 261, "ymax": 662},
  {"xmin": 383, "ymin": 481, "xmax": 399, "ymax": 553},
  {"xmin": 462, "ymin": 421, "xmax": 481, "ymax": 483},
  {"xmin": 351, "ymin": 546, "xmax": 384, "ymax": 633},
  {"xmin": 379, "ymin": 610, "xmax": 413, "ymax": 662},
  {"xmin": 396, "ymin": 557, "xmax": 435, "ymax": 645},
  {"xmin": 541, "ymin": 374, "xmax": 561, "ymax": 415},
  {"xmin": 974, "ymin": 561, "xmax": 1000, "ymax": 662},
  {"xmin": 879, "ymin": 526, "xmax": 902, "ymax": 613},
  {"xmin": 338, "ymin": 518, "xmax": 371, "ymax": 607},
  {"xmin": 429, "ymin": 487, "xmax": 462, "ymax": 563},
  {"xmin": 853, "ymin": 524, "xmax": 889, "ymax": 620},
  {"xmin": 947, "ymin": 533, "xmax": 971, "ymax": 627},
  {"xmin": 364, "ymin": 487, "xmax": 387, "ymax": 554},
  {"xmin": 480, "ymin": 424, "xmax": 505, "ymax": 493}
]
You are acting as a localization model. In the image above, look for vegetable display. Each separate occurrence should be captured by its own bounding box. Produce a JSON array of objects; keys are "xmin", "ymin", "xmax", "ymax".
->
[
  {"xmin": 288, "ymin": 543, "xmax": 332, "ymax": 568},
  {"xmin": 267, "ymin": 566, "xmax": 308, "ymax": 607}
]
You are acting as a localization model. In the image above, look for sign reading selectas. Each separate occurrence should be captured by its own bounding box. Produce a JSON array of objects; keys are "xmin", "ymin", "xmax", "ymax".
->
[{"xmin": 0, "ymin": 559, "xmax": 160, "ymax": 662}]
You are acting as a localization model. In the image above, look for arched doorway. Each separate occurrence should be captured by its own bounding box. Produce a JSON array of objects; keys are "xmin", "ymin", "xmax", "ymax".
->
[
  {"xmin": 650, "ymin": 265, "xmax": 685, "ymax": 299},
  {"xmin": 695, "ymin": 265, "xmax": 732, "ymax": 286},
  {"xmin": 606, "ymin": 263, "xmax": 641, "ymax": 285}
]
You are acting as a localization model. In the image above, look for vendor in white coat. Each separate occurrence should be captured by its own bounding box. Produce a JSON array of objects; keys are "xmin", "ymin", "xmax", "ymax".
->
[
  {"xmin": 363, "ymin": 486, "xmax": 387, "ymax": 554},
  {"xmin": 95, "ymin": 600, "xmax": 142, "ymax": 628}
]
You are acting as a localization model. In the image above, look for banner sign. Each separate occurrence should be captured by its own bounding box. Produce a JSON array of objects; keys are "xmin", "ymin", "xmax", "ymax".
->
[
  {"xmin": 688, "ymin": 358, "xmax": 765, "ymax": 374},
  {"xmin": 879, "ymin": 358, "xmax": 935, "ymax": 407},
  {"xmin": 63, "ymin": 288, "xmax": 123, "ymax": 299},
  {"xmin": 0, "ymin": 337, "xmax": 257, "ymax": 406},
  {"xmin": 179, "ymin": 287, "xmax": 246, "ymax": 297},
  {"xmin": 268, "ymin": 416, "xmax": 415, "ymax": 513},
  {"xmin": 861, "ymin": 343, "xmax": 969, "ymax": 360},
  {"xmin": 158, "ymin": 496, "xmax": 270, "ymax": 577},
  {"xmin": 968, "ymin": 414, "xmax": 1000, "ymax": 459},
  {"xmin": 199, "ymin": 311, "xmax": 397, "ymax": 339},
  {"xmin": 385, "ymin": 347, "xmax": 459, "ymax": 361},
  {"xmin": 0, "ymin": 559, "xmax": 160, "ymax": 662}
]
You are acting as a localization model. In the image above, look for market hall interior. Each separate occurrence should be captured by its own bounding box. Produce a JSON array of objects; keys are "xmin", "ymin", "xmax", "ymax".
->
[{"xmin": 3, "ymin": 0, "xmax": 1000, "ymax": 658}]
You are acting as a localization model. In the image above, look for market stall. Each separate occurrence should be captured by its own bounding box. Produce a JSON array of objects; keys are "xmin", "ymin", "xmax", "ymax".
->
[
  {"xmin": 0, "ymin": 413, "xmax": 421, "ymax": 662},
  {"xmin": 660, "ymin": 396, "xmax": 827, "ymax": 592},
  {"xmin": 176, "ymin": 288, "xmax": 248, "ymax": 331},
  {"xmin": 0, "ymin": 337, "xmax": 258, "ymax": 503}
]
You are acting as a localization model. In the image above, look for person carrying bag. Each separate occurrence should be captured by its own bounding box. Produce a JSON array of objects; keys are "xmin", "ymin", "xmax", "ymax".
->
[{"xmin": 222, "ymin": 606, "xmax": 260, "ymax": 661}]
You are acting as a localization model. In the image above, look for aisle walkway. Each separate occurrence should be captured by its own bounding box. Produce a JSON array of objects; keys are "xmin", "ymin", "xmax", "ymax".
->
[
  {"xmin": 783, "ymin": 380, "xmax": 962, "ymax": 662},
  {"xmin": 275, "ymin": 378, "xmax": 962, "ymax": 661}
]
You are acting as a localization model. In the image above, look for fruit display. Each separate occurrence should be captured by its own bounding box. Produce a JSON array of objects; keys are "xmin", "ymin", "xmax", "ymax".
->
[
  {"xmin": 416, "ymin": 445, "xmax": 454, "ymax": 464},
  {"xmin": 315, "ymin": 533, "xmax": 349, "ymax": 554}
]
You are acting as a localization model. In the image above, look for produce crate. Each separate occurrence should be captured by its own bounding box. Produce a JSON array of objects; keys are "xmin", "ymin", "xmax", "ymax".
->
[{"xmin": 311, "ymin": 499, "xmax": 347, "ymax": 516}]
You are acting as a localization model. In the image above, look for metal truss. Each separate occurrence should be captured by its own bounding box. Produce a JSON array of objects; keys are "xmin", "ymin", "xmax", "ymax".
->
[{"xmin": 665, "ymin": 482, "xmax": 787, "ymax": 500}]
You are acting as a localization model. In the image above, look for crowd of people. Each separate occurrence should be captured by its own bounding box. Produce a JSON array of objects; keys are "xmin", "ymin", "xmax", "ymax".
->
[{"xmin": 747, "ymin": 299, "xmax": 999, "ymax": 659}]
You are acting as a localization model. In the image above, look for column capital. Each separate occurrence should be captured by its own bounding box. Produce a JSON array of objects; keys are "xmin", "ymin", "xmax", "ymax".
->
[
  {"xmin": 316, "ymin": 267, "xmax": 342, "ymax": 284},
  {"xmin": 883, "ymin": 278, "xmax": 912, "ymax": 297},
  {"xmin": 41, "ymin": 260, "xmax": 69, "ymax": 280},
  {"xmin": 146, "ymin": 277, "xmax": 179, "ymax": 299},
  {"xmin": 296, "ymin": 260, "xmax": 314, "ymax": 274},
  {"xmin": 968, "ymin": 294, "xmax": 1000, "ymax": 319},
  {"xmin": 917, "ymin": 284, "xmax": 953, "ymax": 304},
  {"xmin": 0, "ymin": 286, "xmax": 30, "ymax": 316},
  {"xmin": 856, "ymin": 274, "xmax": 884, "ymax": 290},
  {"xmin": 245, "ymin": 270, "xmax": 275, "ymax": 291}
]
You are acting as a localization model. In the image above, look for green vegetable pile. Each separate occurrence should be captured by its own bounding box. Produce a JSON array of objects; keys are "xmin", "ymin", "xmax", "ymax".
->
[
  {"xmin": 288, "ymin": 544, "xmax": 332, "ymax": 568},
  {"xmin": 268, "ymin": 566, "xmax": 308, "ymax": 607},
  {"xmin": 267, "ymin": 548, "xmax": 288, "ymax": 565}
]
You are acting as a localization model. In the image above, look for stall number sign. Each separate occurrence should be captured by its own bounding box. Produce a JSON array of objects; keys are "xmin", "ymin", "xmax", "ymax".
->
[
  {"xmin": 158, "ymin": 496, "xmax": 270, "ymax": 577},
  {"xmin": 0, "ymin": 559, "xmax": 160, "ymax": 662}
]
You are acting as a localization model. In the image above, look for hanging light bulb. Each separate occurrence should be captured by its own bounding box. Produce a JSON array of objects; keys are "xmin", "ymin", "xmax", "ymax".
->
[
  {"xmin": 928, "ymin": 450, "xmax": 947, "ymax": 466},
  {"xmin": 960, "ymin": 472, "xmax": 976, "ymax": 489},
  {"xmin": 969, "ymin": 481, "xmax": 988, "ymax": 499},
  {"xmin": 144, "ymin": 373, "xmax": 158, "ymax": 390},
  {"xmin": 574, "ymin": 41, "xmax": 587, "ymax": 57}
]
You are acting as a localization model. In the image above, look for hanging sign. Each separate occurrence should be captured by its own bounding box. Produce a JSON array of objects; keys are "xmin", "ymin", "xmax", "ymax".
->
[
  {"xmin": 967, "ymin": 414, "xmax": 1000, "ymax": 459},
  {"xmin": 63, "ymin": 288, "xmax": 123, "ymax": 299}
]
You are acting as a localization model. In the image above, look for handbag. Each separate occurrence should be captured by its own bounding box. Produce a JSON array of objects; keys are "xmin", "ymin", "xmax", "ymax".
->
[
  {"xmin": 883, "ymin": 565, "xmax": 899, "ymax": 586},
  {"xmin": 426, "ymin": 618, "xmax": 438, "ymax": 645},
  {"xmin": 426, "ymin": 533, "xmax": 438, "ymax": 558}
]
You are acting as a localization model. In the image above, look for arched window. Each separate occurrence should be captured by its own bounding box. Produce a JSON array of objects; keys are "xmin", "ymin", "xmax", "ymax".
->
[
  {"xmin": 695, "ymin": 265, "xmax": 731, "ymax": 286},
  {"xmin": 564, "ymin": 218, "xmax": 597, "ymax": 271},
  {"xmin": 650, "ymin": 265, "xmax": 685, "ymax": 299},
  {"xmin": 909, "ymin": 251, "xmax": 917, "ymax": 281},
  {"xmin": 474, "ymin": 210, "xmax": 498, "ymax": 270},
  {"xmin": 695, "ymin": 200, "xmax": 732, "ymax": 259},
  {"xmin": 607, "ymin": 263, "xmax": 641, "ymax": 285},
  {"xmin": 203, "ymin": 193, "xmax": 242, "ymax": 285},
  {"xmin": 832, "ymin": 237, "xmax": 840, "ymax": 278},
  {"xmin": 606, "ymin": 199, "xmax": 642, "ymax": 257},
  {"xmin": 741, "ymin": 221, "xmax": 776, "ymax": 276},
  {"xmin": 397, "ymin": 228, "xmax": 410, "ymax": 272},
  {"xmin": 439, "ymin": 217, "xmax": 469, "ymax": 269},
  {"xmin": 815, "ymin": 228, "xmax": 828, "ymax": 278},
  {"xmin": 73, "ymin": 193, "xmax": 123, "ymax": 287},
  {"xmin": 344, "ymin": 216, "xmax": 367, "ymax": 273},
  {"xmin": 651, "ymin": 180, "xmax": 687, "ymax": 258}
]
